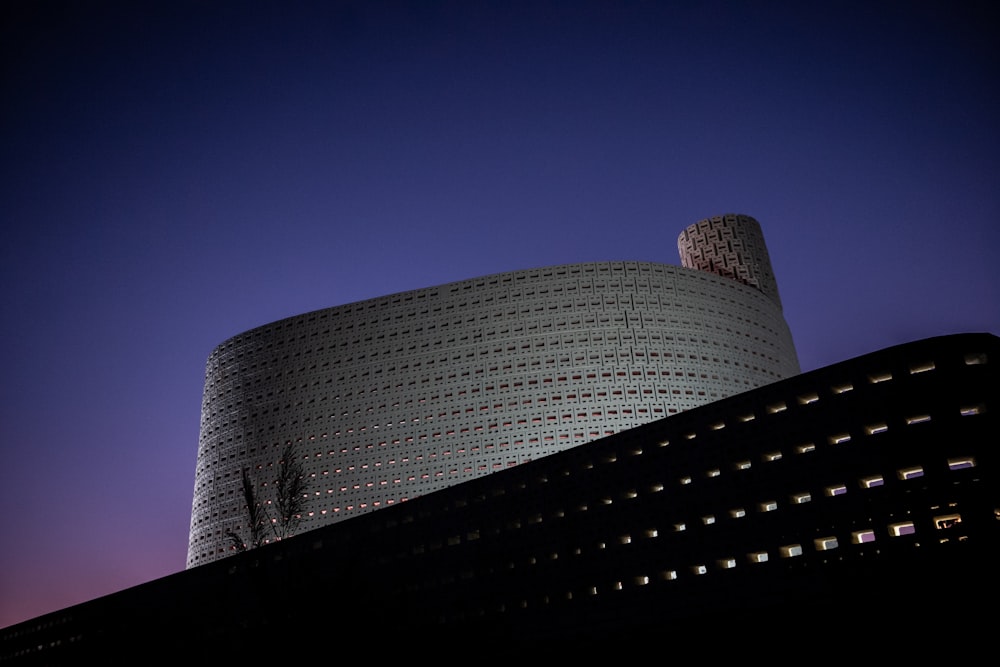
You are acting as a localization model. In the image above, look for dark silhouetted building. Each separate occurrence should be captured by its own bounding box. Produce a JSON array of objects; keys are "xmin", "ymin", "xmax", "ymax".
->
[{"xmin": 4, "ymin": 332, "xmax": 996, "ymax": 662}]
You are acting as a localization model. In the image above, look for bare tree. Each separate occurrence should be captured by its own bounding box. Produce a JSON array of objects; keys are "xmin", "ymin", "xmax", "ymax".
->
[{"xmin": 226, "ymin": 443, "xmax": 309, "ymax": 552}]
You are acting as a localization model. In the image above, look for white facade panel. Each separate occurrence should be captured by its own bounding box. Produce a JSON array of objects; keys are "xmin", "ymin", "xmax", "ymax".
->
[{"xmin": 187, "ymin": 214, "xmax": 800, "ymax": 567}]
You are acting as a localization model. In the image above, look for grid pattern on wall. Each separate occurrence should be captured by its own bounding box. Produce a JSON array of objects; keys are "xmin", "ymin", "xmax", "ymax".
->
[
  {"xmin": 678, "ymin": 213, "xmax": 782, "ymax": 308},
  {"xmin": 187, "ymin": 219, "xmax": 800, "ymax": 567}
]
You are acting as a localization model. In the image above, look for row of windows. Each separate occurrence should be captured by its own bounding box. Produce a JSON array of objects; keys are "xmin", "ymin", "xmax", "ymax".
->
[
  {"xmin": 193, "ymin": 364, "xmax": 976, "ymax": 543},
  {"xmin": 206, "ymin": 322, "xmax": 789, "ymax": 391},
  {"xmin": 190, "ymin": 386, "xmax": 984, "ymax": 561},
  {"xmin": 213, "ymin": 261, "xmax": 772, "ymax": 341},
  {"xmin": 426, "ymin": 512, "xmax": 962, "ymax": 625}
]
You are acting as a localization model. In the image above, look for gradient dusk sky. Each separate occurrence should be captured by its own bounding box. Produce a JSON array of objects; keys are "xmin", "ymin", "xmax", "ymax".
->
[{"xmin": 1, "ymin": 0, "xmax": 997, "ymax": 629}]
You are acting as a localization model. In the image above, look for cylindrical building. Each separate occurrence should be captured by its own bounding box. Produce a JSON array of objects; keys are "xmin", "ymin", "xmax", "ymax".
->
[{"xmin": 186, "ymin": 214, "xmax": 800, "ymax": 567}]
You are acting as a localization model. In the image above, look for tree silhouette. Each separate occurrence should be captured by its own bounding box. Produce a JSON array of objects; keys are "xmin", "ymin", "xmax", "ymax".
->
[{"xmin": 226, "ymin": 443, "xmax": 309, "ymax": 552}]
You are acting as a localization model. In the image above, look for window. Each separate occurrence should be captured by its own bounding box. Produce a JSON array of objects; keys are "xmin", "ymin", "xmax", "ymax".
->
[
  {"xmin": 852, "ymin": 529, "xmax": 876, "ymax": 544},
  {"xmin": 860, "ymin": 475, "xmax": 884, "ymax": 489},
  {"xmin": 948, "ymin": 457, "xmax": 976, "ymax": 471},
  {"xmin": 889, "ymin": 522, "xmax": 916, "ymax": 537},
  {"xmin": 814, "ymin": 536, "xmax": 839, "ymax": 551},
  {"xmin": 934, "ymin": 514, "xmax": 962, "ymax": 529}
]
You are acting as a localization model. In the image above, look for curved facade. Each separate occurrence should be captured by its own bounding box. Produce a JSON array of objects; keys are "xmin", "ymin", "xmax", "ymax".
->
[{"xmin": 186, "ymin": 214, "xmax": 800, "ymax": 567}]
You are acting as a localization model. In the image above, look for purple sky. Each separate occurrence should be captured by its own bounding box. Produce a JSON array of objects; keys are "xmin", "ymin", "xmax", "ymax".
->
[{"xmin": 2, "ymin": 1, "xmax": 997, "ymax": 629}]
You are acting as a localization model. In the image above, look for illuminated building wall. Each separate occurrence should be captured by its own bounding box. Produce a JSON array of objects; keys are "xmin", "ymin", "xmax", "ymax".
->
[{"xmin": 186, "ymin": 214, "xmax": 800, "ymax": 566}]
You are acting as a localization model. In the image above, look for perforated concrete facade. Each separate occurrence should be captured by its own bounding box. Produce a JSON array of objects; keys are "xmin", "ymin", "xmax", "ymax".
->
[
  {"xmin": 678, "ymin": 213, "xmax": 782, "ymax": 307},
  {"xmin": 186, "ymin": 214, "xmax": 800, "ymax": 567}
]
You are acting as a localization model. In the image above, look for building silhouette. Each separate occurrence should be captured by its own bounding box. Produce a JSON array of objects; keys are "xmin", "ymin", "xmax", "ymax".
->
[
  {"xmin": 3, "ymin": 332, "xmax": 996, "ymax": 662},
  {"xmin": 188, "ymin": 213, "xmax": 800, "ymax": 566}
]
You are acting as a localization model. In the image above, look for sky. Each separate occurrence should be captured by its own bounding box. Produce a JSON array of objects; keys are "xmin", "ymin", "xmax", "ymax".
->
[{"xmin": 1, "ymin": 0, "xmax": 997, "ymax": 629}]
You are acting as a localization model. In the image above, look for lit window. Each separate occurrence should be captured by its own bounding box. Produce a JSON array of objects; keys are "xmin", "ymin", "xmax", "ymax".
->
[
  {"xmin": 960, "ymin": 405, "xmax": 983, "ymax": 416},
  {"xmin": 868, "ymin": 372, "xmax": 892, "ymax": 384},
  {"xmin": 748, "ymin": 551, "xmax": 768, "ymax": 563},
  {"xmin": 860, "ymin": 476, "xmax": 884, "ymax": 489},
  {"xmin": 948, "ymin": 457, "xmax": 976, "ymax": 471},
  {"xmin": 691, "ymin": 564, "xmax": 708, "ymax": 575},
  {"xmin": 852, "ymin": 529, "xmax": 876, "ymax": 544},
  {"xmin": 831, "ymin": 383, "xmax": 853, "ymax": 394},
  {"xmin": 889, "ymin": 522, "xmax": 916, "ymax": 537},
  {"xmin": 906, "ymin": 414, "xmax": 931, "ymax": 425},
  {"xmin": 934, "ymin": 514, "xmax": 962, "ymax": 529},
  {"xmin": 702, "ymin": 515, "xmax": 715, "ymax": 525},
  {"xmin": 780, "ymin": 544, "xmax": 803, "ymax": 558},
  {"xmin": 909, "ymin": 362, "xmax": 935, "ymax": 374},
  {"xmin": 791, "ymin": 492, "xmax": 812, "ymax": 504},
  {"xmin": 796, "ymin": 443, "xmax": 816, "ymax": 454},
  {"xmin": 865, "ymin": 423, "xmax": 888, "ymax": 435},
  {"xmin": 729, "ymin": 508, "xmax": 746, "ymax": 518},
  {"xmin": 764, "ymin": 451, "xmax": 782, "ymax": 462},
  {"xmin": 814, "ymin": 536, "xmax": 838, "ymax": 551},
  {"xmin": 736, "ymin": 460, "xmax": 752, "ymax": 470},
  {"xmin": 798, "ymin": 393, "xmax": 820, "ymax": 405},
  {"xmin": 826, "ymin": 484, "xmax": 848, "ymax": 496},
  {"xmin": 717, "ymin": 558, "xmax": 737, "ymax": 569},
  {"xmin": 898, "ymin": 466, "xmax": 924, "ymax": 480},
  {"xmin": 759, "ymin": 500, "xmax": 778, "ymax": 512},
  {"xmin": 829, "ymin": 433, "xmax": 851, "ymax": 445}
]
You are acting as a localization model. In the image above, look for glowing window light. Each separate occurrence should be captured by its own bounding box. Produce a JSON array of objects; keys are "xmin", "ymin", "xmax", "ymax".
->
[
  {"xmin": 889, "ymin": 522, "xmax": 916, "ymax": 537},
  {"xmin": 860, "ymin": 476, "xmax": 884, "ymax": 488},
  {"xmin": 852, "ymin": 529, "xmax": 876, "ymax": 544},
  {"xmin": 814, "ymin": 536, "xmax": 839, "ymax": 551},
  {"xmin": 948, "ymin": 457, "xmax": 976, "ymax": 471}
]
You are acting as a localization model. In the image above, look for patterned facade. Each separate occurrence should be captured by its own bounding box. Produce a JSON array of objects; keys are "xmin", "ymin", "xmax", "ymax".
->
[{"xmin": 186, "ymin": 214, "xmax": 800, "ymax": 567}]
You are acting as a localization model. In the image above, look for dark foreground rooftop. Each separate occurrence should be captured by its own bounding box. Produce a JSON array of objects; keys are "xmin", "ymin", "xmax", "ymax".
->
[{"xmin": 3, "ymin": 333, "xmax": 997, "ymax": 662}]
